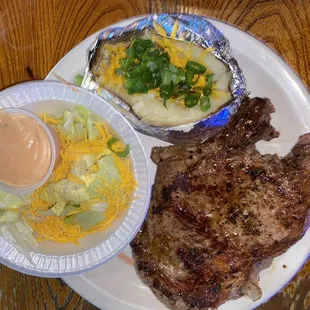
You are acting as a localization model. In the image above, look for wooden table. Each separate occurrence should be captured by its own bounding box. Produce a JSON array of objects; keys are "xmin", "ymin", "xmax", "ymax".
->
[{"xmin": 0, "ymin": 0, "xmax": 309, "ymax": 309}]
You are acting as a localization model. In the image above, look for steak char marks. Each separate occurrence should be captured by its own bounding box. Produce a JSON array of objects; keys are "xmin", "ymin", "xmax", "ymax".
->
[{"xmin": 131, "ymin": 97, "xmax": 310, "ymax": 309}]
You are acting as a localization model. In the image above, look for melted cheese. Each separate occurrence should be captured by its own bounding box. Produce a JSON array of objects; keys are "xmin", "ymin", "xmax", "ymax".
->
[
  {"xmin": 153, "ymin": 22, "xmax": 167, "ymax": 36},
  {"xmin": 171, "ymin": 23, "xmax": 178, "ymax": 39},
  {"xmin": 96, "ymin": 43, "xmax": 127, "ymax": 87}
]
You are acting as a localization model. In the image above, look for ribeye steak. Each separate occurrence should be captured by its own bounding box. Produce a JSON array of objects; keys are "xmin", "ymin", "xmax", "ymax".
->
[{"xmin": 131, "ymin": 97, "xmax": 310, "ymax": 309}]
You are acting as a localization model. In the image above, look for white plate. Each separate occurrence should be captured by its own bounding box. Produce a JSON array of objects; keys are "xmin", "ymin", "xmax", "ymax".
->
[{"xmin": 46, "ymin": 16, "xmax": 310, "ymax": 310}]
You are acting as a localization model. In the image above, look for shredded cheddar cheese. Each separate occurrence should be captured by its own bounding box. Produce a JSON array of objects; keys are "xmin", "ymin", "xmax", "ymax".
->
[
  {"xmin": 67, "ymin": 174, "xmax": 85, "ymax": 185},
  {"xmin": 171, "ymin": 23, "xmax": 178, "ymax": 39},
  {"xmin": 153, "ymin": 22, "xmax": 167, "ymax": 36},
  {"xmin": 95, "ymin": 43, "xmax": 127, "ymax": 86}
]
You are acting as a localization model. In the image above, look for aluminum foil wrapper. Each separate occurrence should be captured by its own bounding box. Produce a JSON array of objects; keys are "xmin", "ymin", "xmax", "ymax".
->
[{"xmin": 81, "ymin": 14, "xmax": 247, "ymax": 145}]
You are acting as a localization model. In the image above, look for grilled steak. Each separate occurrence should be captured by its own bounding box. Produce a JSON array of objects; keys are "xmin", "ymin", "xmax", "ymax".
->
[{"xmin": 130, "ymin": 97, "xmax": 310, "ymax": 309}]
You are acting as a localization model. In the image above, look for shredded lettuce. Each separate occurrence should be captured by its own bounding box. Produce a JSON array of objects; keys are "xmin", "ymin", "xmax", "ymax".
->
[
  {"xmin": 87, "ymin": 155, "xmax": 120, "ymax": 198},
  {"xmin": 71, "ymin": 155, "xmax": 96, "ymax": 177},
  {"xmin": 0, "ymin": 220, "xmax": 38, "ymax": 261},
  {"xmin": 79, "ymin": 173, "xmax": 96, "ymax": 187},
  {"xmin": 40, "ymin": 180, "xmax": 90, "ymax": 204},
  {"xmin": 62, "ymin": 112, "xmax": 75, "ymax": 136},
  {"xmin": 61, "ymin": 105, "xmax": 99, "ymax": 141},
  {"xmin": 0, "ymin": 192, "xmax": 37, "ymax": 261},
  {"xmin": 62, "ymin": 204, "xmax": 80, "ymax": 216},
  {"xmin": 97, "ymin": 155, "xmax": 120, "ymax": 182},
  {"xmin": 86, "ymin": 116, "xmax": 99, "ymax": 141},
  {"xmin": 0, "ymin": 191, "xmax": 25, "ymax": 209},
  {"xmin": 65, "ymin": 210, "xmax": 104, "ymax": 231},
  {"xmin": 91, "ymin": 203, "xmax": 107, "ymax": 213},
  {"xmin": 51, "ymin": 201, "xmax": 66, "ymax": 216},
  {"xmin": 63, "ymin": 109, "xmax": 71, "ymax": 123},
  {"xmin": 74, "ymin": 105, "xmax": 90, "ymax": 119},
  {"xmin": 0, "ymin": 210, "xmax": 19, "ymax": 223},
  {"xmin": 74, "ymin": 123, "xmax": 85, "ymax": 139},
  {"xmin": 0, "ymin": 191, "xmax": 26, "ymax": 223}
]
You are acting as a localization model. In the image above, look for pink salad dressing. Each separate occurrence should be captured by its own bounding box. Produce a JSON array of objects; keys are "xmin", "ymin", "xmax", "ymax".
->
[{"xmin": 0, "ymin": 111, "xmax": 52, "ymax": 187}]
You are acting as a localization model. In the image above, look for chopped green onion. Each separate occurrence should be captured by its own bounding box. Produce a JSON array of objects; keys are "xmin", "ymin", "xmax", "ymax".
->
[
  {"xmin": 127, "ymin": 64, "xmax": 145, "ymax": 78},
  {"xmin": 203, "ymin": 74, "xmax": 214, "ymax": 96},
  {"xmin": 141, "ymin": 69, "xmax": 153, "ymax": 82},
  {"xmin": 152, "ymin": 75, "xmax": 162, "ymax": 88},
  {"xmin": 173, "ymin": 70, "xmax": 186, "ymax": 84},
  {"xmin": 132, "ymin": 38, "xmax": 153, "ymax": 49},
  {"xmin": 124, "ymin": 76, "xmax": 139, "ymax": 90},
  {"xmin": 184, "ymin": 92, "xmax": 201, "ymax": 108},
  {"xmin": 200, "ymin": 96, "xmax": 211, "ymax": 112},
  {"xmin": 193, "ymin": 86, "xmax": 204, "ymax": 91},
  {"xmin": 131, "ymin": 79, "xmax": 149, "ymax": 94},
  {"xmin": 123, "ymin": 51, "xmax": 135, "ymax": 72},
  {"xmin": 203, "ymin": 87, "xmax": 212, "ymax": 96},
  {"xmin": 192, "ymin": 74, "xmax": 200, "ymax": 85},
  {"xmin": 74, "ymin": 74, "xmax": 84, "ymax": 86},
  {"xmin": 206, "ymin": 73, "xmax": 214, "ymax": 89},
  {"xmin": 126, "ymin": 47, "xmax": 134, "ymax": 56},
  {"xmin": 144, "ymin": 48, "xmax": 160, "ymax": 58},
  {"xmin": 119, "ymin": 58, "xmax": 126, "ymax": 68},
  {"xmin": 185, "ymin": 92, "xmax": 201, "ymax": 108},
  {"xmin": 116, "ymin": 144, "xmax": 130, "ymax": 157},
  {"xmin": 188, "ymin": 91, "xmax": 201, "ymax": 99},
  {"xmin": 160, "ymin": 84, "xmax": 173, "ymax": 100},
  {"xmin": 163, "ymin": 63, "xmax": 179, "ymax": 74},
  {"xmin": 107, "ymin": 137, "xmax": 130, "ymax": 157},
  {"xmin": 161, "ymin": 71, "xmax": 173, "ymax": 85},
  {"xmin": 186, "ymin": 61, "xmax": 206, "ymax": 74},
  {"xmin": 107, "ymin": 137, "xmax": 119, "ymax": 150},
  {"xmin": 161, "ymin": 52, "xmax": 170, "ymax": 63},
  {"xmin": 185, "ymin": 97, "xmax": 199, "ymax": 108},
  {"xmin": 186, "ymin": 71, "xmax": 200, "ymax": 85},
  {"xmin": 131, "ymin": 39, "xmax": 154, "ymax": 60},
  {"xmin": 146, "ymin": 57, "xmax": 162, "ymax": 72},
  {"xmin": 117, "ymin": 38, "xmax": 217, "ymax": 110},
  {"xmin": 115, "ymin": 68, "xmax": 123, "ymax": 76}
]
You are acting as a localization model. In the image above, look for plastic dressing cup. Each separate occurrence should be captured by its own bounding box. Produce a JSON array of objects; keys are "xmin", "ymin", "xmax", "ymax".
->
[{"xmin": 0, "ymin": 108, "xmax": 59, "ymax": 195}]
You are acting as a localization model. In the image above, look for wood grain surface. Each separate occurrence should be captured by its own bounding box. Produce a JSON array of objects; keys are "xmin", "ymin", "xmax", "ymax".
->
[{"xmin": 0, "ymin": 0, "xmax": 309, "ymax": 309}]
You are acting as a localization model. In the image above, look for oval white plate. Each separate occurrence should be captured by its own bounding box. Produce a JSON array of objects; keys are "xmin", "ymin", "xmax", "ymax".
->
[{"xmin": 46, "ymin": 16, "xmax": 310, "ymax": 310}]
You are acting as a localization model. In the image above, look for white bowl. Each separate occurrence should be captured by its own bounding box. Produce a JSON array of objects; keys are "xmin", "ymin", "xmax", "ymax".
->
[{"xmin": 0, "ymin": 81, "xmax": 151, "ymax": 277}]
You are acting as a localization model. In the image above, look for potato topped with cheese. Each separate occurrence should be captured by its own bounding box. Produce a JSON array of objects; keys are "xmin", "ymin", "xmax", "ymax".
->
[{"xmin": 92, "ymin": 29, "xmax": 232, "ymax": 127}]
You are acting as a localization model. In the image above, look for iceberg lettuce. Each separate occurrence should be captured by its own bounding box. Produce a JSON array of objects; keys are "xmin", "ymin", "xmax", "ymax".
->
[
  {"xmin": 61, "ymin": 105, "xmax": 98, "ymax": 141},
  {"xmin": 71, "ymin": 154, "xmax": 96, "ymax": 177},
  {"xmin": 87, "ymin": 155, "xmax": 120, "ymax": 198},
  {"xmin": 0, "ymin": 191, "xmax": 26, "ymax": 223},
  {"xmin": 0, "ymin": 220, "xmax": 38, "ymax": 261},
  {"xmin": 65, "ymin": 210, "xmax": 104, "ymax": 231},
  {"xmin": 51, "ymin": 201, "xmax": 66, "ymax": 216},
  {"xmin": 40, "ymin": 179, "xmax": 90, "ymax": 204}
]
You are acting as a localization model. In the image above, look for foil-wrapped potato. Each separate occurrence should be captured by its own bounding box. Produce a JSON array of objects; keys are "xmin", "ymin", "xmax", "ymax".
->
[{"xmin": 81, "ymin": 14, "xmax": 247, "ymax": 145}]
